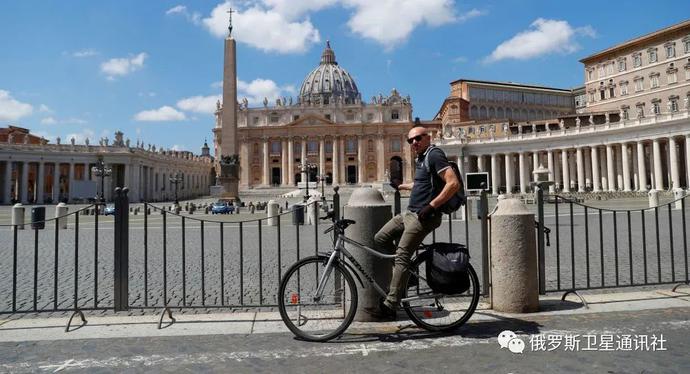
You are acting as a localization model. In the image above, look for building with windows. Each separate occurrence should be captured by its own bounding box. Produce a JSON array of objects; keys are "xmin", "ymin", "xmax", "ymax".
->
[
  {"xmin": 0, "ymin": 127, "xmax": 214, "ymax": 204},
  {"xmin": 213, "ymin": 42, "xmax": 417, "ymax": 189},
  {"xmin": 436, "ymin": 19, "xmax": 690, "ymax": 196}
]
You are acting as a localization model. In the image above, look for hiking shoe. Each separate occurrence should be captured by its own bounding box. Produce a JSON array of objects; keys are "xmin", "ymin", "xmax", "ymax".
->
[{"xmin": 364, "ymin": 300, "xmax": 397, "ymax": 321}]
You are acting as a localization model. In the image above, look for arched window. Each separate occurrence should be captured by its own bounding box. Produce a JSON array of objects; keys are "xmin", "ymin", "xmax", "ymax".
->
[
  {"xmin": 368, "ymin": 139, "xmax": 374, "ymax": 152},
  {"xmin": 470, "ymin": 105, "xmax": 479, "ymax": 118},
  {"xmin": 479, "ymin": 106, "xmax": 487, "ymax": 119},
  {"xmin": 488, "ymin": 107, "xmax": 496, "ymax": 118},
  {"xmin": 391, "ymin": 110, "xmax": 399, "ymax": 120},
  {"xmin": 506, "ymin": 108, "xmax": 513, "ymax": 119},
  {"xmin": 497, "ymin": 107, "xmax": 504, "ymax": 118}
]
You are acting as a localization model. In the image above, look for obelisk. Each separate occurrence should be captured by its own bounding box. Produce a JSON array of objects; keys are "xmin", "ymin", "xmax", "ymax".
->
[{"xmin": 219, "ymin": 8, "xmax": 239, "ymax": 199}]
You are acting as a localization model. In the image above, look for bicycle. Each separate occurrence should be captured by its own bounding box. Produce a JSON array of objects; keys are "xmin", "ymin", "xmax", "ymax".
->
[{"xmin": 278, "ymin": 213, "xmax": 481, "ymax": 342}]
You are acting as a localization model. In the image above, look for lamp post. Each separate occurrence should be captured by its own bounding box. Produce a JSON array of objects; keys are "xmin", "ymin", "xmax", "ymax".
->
[
  {"xmin": 91, "ymin": 157, "xmax": 112, "ymax": 203},
  {"xmin": 169, "ymin": 172, "xmax": 183, "ymax": 205},
  {"xmin": 318, "ymin": 173, "xmax": 328, "ymax": 210},
  {"xmin": 297, "ymin": 162, "xmax": 317, "ymax": 202}
]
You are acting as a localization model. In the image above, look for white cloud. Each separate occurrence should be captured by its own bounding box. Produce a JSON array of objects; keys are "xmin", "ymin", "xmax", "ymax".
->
[
  {"xmin": 342, "ymin": 0, "xmax": 457, "ymax": 48},
  {"xmin": 237, "ymin": 78, "xmax": 295, "ymax": 106},
  {"xmin": 134, "ymin": 106, "xmax": 186, "ymax": 121},
  {"xmin": 457, "ymin": 8, "xmax": 485, "ymax": 22},
  {"xmin": 39, "ymin": 104, "xmax": 53, "ymax": 113},
  {"xmin": 166, "ymin": 5, "xmax": 202, "ymax": 24},
  {"xmin": 202, "ymin": 2, "xmax": 320, "ymax": 54},
  {"xmin": 262, "ymin": 0, "xmax": 338, "ymax": 20},
  {"xmin": 177, "ymin": 95, "xmax": 222, "ymax": 114},
  {"xmin": 40, "ymin": 116, "xmax": 87, "ymax": 125},
  {"xmin": 452, "ymin": 56, "xmax": 467, "ymax": 63},
  {"xmin": 0, "ymin": 90, "xmax": 33, "ymax": 121},
  {"xmin": 100, "ymin": 53, "xmax": 148, "ymax": 79},
  {"xmin": 40, "ymin": 117, "xmax": 57, "ymax": 125},
  {"xmin": 486, "ymin": 18, "xmax": 595, "ymax": 62},
  {"xmin": 65, "ymin": 129, "xmax": 96, "ymax": 144},
  {"xmin": 211, "ymin": 81, "xmax": 223, "ymax": 89},
  {"xmin": 72, "ymin": 49, "xmax": 98, "ymax": 58},
  {"xmin": 138, "ymin": 92, "xmax": 157, "ymax": 97}
]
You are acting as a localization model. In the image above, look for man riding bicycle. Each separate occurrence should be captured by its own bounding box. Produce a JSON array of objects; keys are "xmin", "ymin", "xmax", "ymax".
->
[{"xmin": 373, "ymin": 124, "xmax": 461, "ymax": 319}]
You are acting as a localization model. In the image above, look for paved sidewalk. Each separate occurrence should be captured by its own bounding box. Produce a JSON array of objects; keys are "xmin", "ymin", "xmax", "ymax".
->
[{"xmin": 1, "ymin": 288, "xmax": 689, "ymax": 342}]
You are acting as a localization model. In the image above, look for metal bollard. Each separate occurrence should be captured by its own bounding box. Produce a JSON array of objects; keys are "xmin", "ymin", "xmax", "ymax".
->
[
  {"xmin": 55, "ymin": 202, "xmax": 69, "ymax": 229},
  {"xmin": 12, "ymin": 203, "xmax": 25, "ymax": 230},
  {"xmin": 490, "ymin": 198, "xmax": 539, "ymax": 313},
  {"xmin": 344, "ymin": 188, "xmax": 393, "ymax": 322}
]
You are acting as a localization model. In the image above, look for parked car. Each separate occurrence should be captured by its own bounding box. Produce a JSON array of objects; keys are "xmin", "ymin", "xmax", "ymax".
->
[
  {"xmin": 104, "ymin": 204, "xmax": 115, "ymax": 216},
  {"xmin": 211, "ymin": 202, "xmax": 231, "ymax": 214}
]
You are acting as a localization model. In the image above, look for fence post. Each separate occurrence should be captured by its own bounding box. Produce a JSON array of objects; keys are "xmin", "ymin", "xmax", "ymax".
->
[
  {"xmin": 536, "ymin": 185, "xmax": 546, "ymax": 295},
  {"xmin": 479, "ymin": 188, "xmax": 490, "ymax": 298},
  {"xmin": 113, "ymin": 187, "xmax": 130, "ymax": 311}
]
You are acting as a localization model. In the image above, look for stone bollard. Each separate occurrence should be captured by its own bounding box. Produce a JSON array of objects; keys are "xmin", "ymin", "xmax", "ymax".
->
[
  {"xmin": 12, "ymin": 203, "xmax": 25, "ymax": 230},
  {"xmin": 267, "ymin": 200, "xmax": 280, "ymax": 226},
  {"xmin": 205, "ymin": 206, "xmax": 210, "ymax": 214},
  {"xmin": 175, "ymin": 205, "xmax": 181, "ymax": 215},
  {"xmin": 344, "ymin": 188, "xmax": 393, "ymax": 322},
  {"xmin": 490, "ymin": 198, "xmax": 539, "ymax": 313},
  {"xmin": 55, "ymin": 202, "xmax": 69, "ymax": 230},
  {"xmin": 674, "ymin": 188, "xmax": 684, "ymax": 210},
  {"xmin": 648, "ymin": 189, "xmax": 659, "ymax": 208}
]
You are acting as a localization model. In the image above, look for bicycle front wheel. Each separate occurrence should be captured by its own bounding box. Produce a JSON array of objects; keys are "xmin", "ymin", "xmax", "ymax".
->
[
  {"xmin": 278, "ymin": 256, "xmax": 358, "ymax": 342},
  {"xmin": 402, "ymin": 253, "xmax": 480, "ymax": 332}
]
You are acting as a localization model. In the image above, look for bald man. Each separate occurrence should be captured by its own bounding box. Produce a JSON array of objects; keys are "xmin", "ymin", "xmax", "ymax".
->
[{"xmin": 372, "ymin": 126, "xmax": 460, "ymax": 318}]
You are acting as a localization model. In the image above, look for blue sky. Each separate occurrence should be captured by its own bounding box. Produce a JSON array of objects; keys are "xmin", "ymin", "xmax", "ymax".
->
[{"xmin": 0, "ymin": 1, "xmax": 685, "ymax": 153}]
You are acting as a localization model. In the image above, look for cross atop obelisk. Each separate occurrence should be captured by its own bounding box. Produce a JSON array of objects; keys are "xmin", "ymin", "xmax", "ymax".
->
[{"xmin": 227, "ymin": 8, "xmax": 234, "ymax": 37}]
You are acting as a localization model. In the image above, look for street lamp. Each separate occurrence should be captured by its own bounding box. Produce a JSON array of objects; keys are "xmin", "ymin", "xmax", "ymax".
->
[
  {"xmin": 318, "ymin": 173, "xmax": 328, "ymax": 210},
  {"xmin": 297, "ymin": 162, "xmax": 317, "ymax": 202},
  {"xmin": 169, "ymin": 172, "xmax": 183, "ymax": 205},
  {"xmin": 91, "ymin": 157, "xmax": 112, "ymax": 203}
]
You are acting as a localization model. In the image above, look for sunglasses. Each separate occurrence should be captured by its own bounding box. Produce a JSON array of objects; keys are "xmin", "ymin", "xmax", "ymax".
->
[{"xmin": 407, "ymin": 134, "xmax": 426, "ymax": 144}]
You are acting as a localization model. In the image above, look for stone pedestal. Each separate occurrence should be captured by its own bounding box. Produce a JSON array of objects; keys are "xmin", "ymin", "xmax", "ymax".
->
[
  {"xmin": 490, "ymin": 198, "xmax": 539, "ymax": 313},
  {"xmin": 12, "ymin": 203, "xmax": 25, "ymax": 230},
  {"xmin": 267, "ymin": 200, "xmax": 280, "ymax": 226},
  {"xmin": 344, "ymin": 188, "xmax": 393, "ymax": 322},
  {"xmin": 55, "ymin": 202, "xmax": 69, "ymax": 230},
  {"xmin": 648, "ymin": 189, "xmax": 659, "ymax": 208}
]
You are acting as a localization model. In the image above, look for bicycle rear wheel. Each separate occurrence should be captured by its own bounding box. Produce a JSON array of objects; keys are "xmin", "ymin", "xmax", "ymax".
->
[
  {"xmin": 278, "ymin": 255, "xmax": 358, "ymax": 342},
  {"xmin": 402, "ymin": 252, "xmax": 480, "ymax": 332}
]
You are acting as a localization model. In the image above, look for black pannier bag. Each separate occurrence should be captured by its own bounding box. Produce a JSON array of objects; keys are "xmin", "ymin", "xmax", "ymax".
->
[{"xmin": 425, "ymin": 243, "xmax": 470, "ymax": 295}]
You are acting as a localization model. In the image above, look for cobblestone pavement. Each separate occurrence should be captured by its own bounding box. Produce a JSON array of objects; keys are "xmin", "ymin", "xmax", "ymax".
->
[
  {"xmin": 1, "ymin": 196, "xmax": 689, "ymax": 318},
  {"xmin": 0, "ymin": 306, "xmax": 688, "ymax": 373}
]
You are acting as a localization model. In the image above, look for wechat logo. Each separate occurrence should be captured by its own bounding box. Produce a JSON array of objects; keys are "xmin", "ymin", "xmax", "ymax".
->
[{"xmin": 498, "ymin": 330, "xmax": 525, "ymax": 354}]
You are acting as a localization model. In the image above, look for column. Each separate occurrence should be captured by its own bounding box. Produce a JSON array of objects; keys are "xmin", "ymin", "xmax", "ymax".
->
[
  {"xmin": 4, "ymin": 161, "xmax": 13, "ymax": 203},
  {"xmin": 402, "ymin": 135, "xmax": 412, "ymax": 182},
  {"xmin": 631, "ymin": 145, "xmax": 639, "ymax": 191},
  {"xmin": 281, "ymin": 138, "xmax": 288, "ymax": 186},
  {"xmin": 319, "ymin": 138, "xmax": 326, "ymax": 181},
  {"xmin": 606, "ymin": 144, "xmax": 616, "ymax": 191},
  {"xmin": 53, "ymin": 162, "xmax": 60, "ymax": 202},
  {"xmin": 37, "ymin": 162, "xmax": 45, "ymax": 203},
  {"xmin": 621, "ymin": 143, "xmax": 631, "ymax": 191},
  {"xmin": 332, "ymin": 136, "xmax": 339, "ymax": 185},
  {"xmin": 532, "ymin": 152, "xmax": 539, "ymax": 178},
  {"xmin": 505, "ymin": 153, "xmax": 514, "ymax": 194},
  {"xmin": 301, "ymin": 137, "xmax": 308, "ymax": 184},
  {"xmin": 591, "ymin": 146, "xmax": 601, "ymax": 192},
  {"xmin": 547, "ymin": 150, "xmax": 555, "ymax": 193},
  {"xmin": 262, "ymin": 138, "xmax": 270, "ymax": 186},
  {"xmin": 669, "ymin": 137, "xmax": 680, "ymax": 190},
  {"xmin": 357, "ymin": 136, "xmax": 366, "ymax": 184},
  {"xmin": 568, "ymin": 150, "xmax": 576, "ymax": 190},
  {"xmin": 518, "ymin": 152, "xmax": 527, "ymax": 194},
  {"xmin": 653, "ymin": 139, "xmax": 663, "ymax": 190},
  {"xmin": 287, "ymin": 137, "xmax": 294, "ymax": 186},
  {"xmin": 686, "ymin": 135, "xmax": 690, "ymax": 190},
  {"xmin": 616, "ymin": 146, "xmax": 624, "ymax": 191},
  {"xmin": 600, "ymin": 148, "xmax": 608, "ymax": 191},
  {"xmin": 584, "ymin": 149, "xmax": 592, "ymax": 190},
  {"xmin": 477, "ymin": 155, "xmax": 485, "ymax": 172},
  {"xmin": 240, "ymin": 141, "xmax": 249, "ymax": 188},
  {"xmin": 491, "ymin": 154, "xmax": 499, "ymax": 195},
  {"xmin": 576, "ymin": 147, "xmax": 585, "ymax": 192},
  {"xmin": 553, "ymin": 151, "xmax": 561, "ymax": 191},
  {"xmin": 376, "ymin": 135, "xmax": 385, "ymax": 181},
  {"xmin": 561, "ymin": 149, "xmax": 570, "ymax": 193},
  {"xmin": 340, "ymin": 137, "xmax": 346, "ymax": 183},
  {"xmin": 19, "ymin": 162, "xmax": 29, "ymax": 203}
]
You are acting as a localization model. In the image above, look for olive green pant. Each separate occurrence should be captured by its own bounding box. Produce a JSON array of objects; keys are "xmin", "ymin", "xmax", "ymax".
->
[{"xmin": 374, "ymin": 211, "xmax": 442, "ymax": 309}]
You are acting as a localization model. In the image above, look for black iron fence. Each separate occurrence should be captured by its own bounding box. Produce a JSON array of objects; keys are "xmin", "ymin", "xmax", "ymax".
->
[
  {"xmin": 536, "ymin": 193, "xmax": 690, "ymax": 303},
  {"xmin": 1, "ymin": 186, "xmax": 488, "ymax": 329}
]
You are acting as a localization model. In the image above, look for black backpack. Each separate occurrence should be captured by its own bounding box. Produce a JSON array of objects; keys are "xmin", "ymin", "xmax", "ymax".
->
[
  {"xmin": 426, "ymin": 243, "xmax": 471, "ymax": 295},
  {"xmin": 423, "ymin": 146, "xmax": 466, "ymax": 214}
]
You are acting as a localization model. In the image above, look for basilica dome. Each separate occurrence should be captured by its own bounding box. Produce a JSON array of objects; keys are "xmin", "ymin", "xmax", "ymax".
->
[{"xmin": 299, "ymin": 41, "xmax": 360, "ymax": 105}]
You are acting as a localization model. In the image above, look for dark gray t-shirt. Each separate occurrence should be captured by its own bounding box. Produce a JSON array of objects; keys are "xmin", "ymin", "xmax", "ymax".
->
[{"xmin": 407, "ymin": 145, "xmax": 451, "ymax": 213}]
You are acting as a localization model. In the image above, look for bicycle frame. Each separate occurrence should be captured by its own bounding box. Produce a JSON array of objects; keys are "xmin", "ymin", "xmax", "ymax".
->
[{"xmin": 313, "ymin": 232, "xmax": 440, "ymax": 303}]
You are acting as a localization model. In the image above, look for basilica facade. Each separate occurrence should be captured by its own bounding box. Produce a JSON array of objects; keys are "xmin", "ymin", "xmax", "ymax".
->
[{"xmin": 213, "ymin": 42, "xmax": 416, "ymax": 189}]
